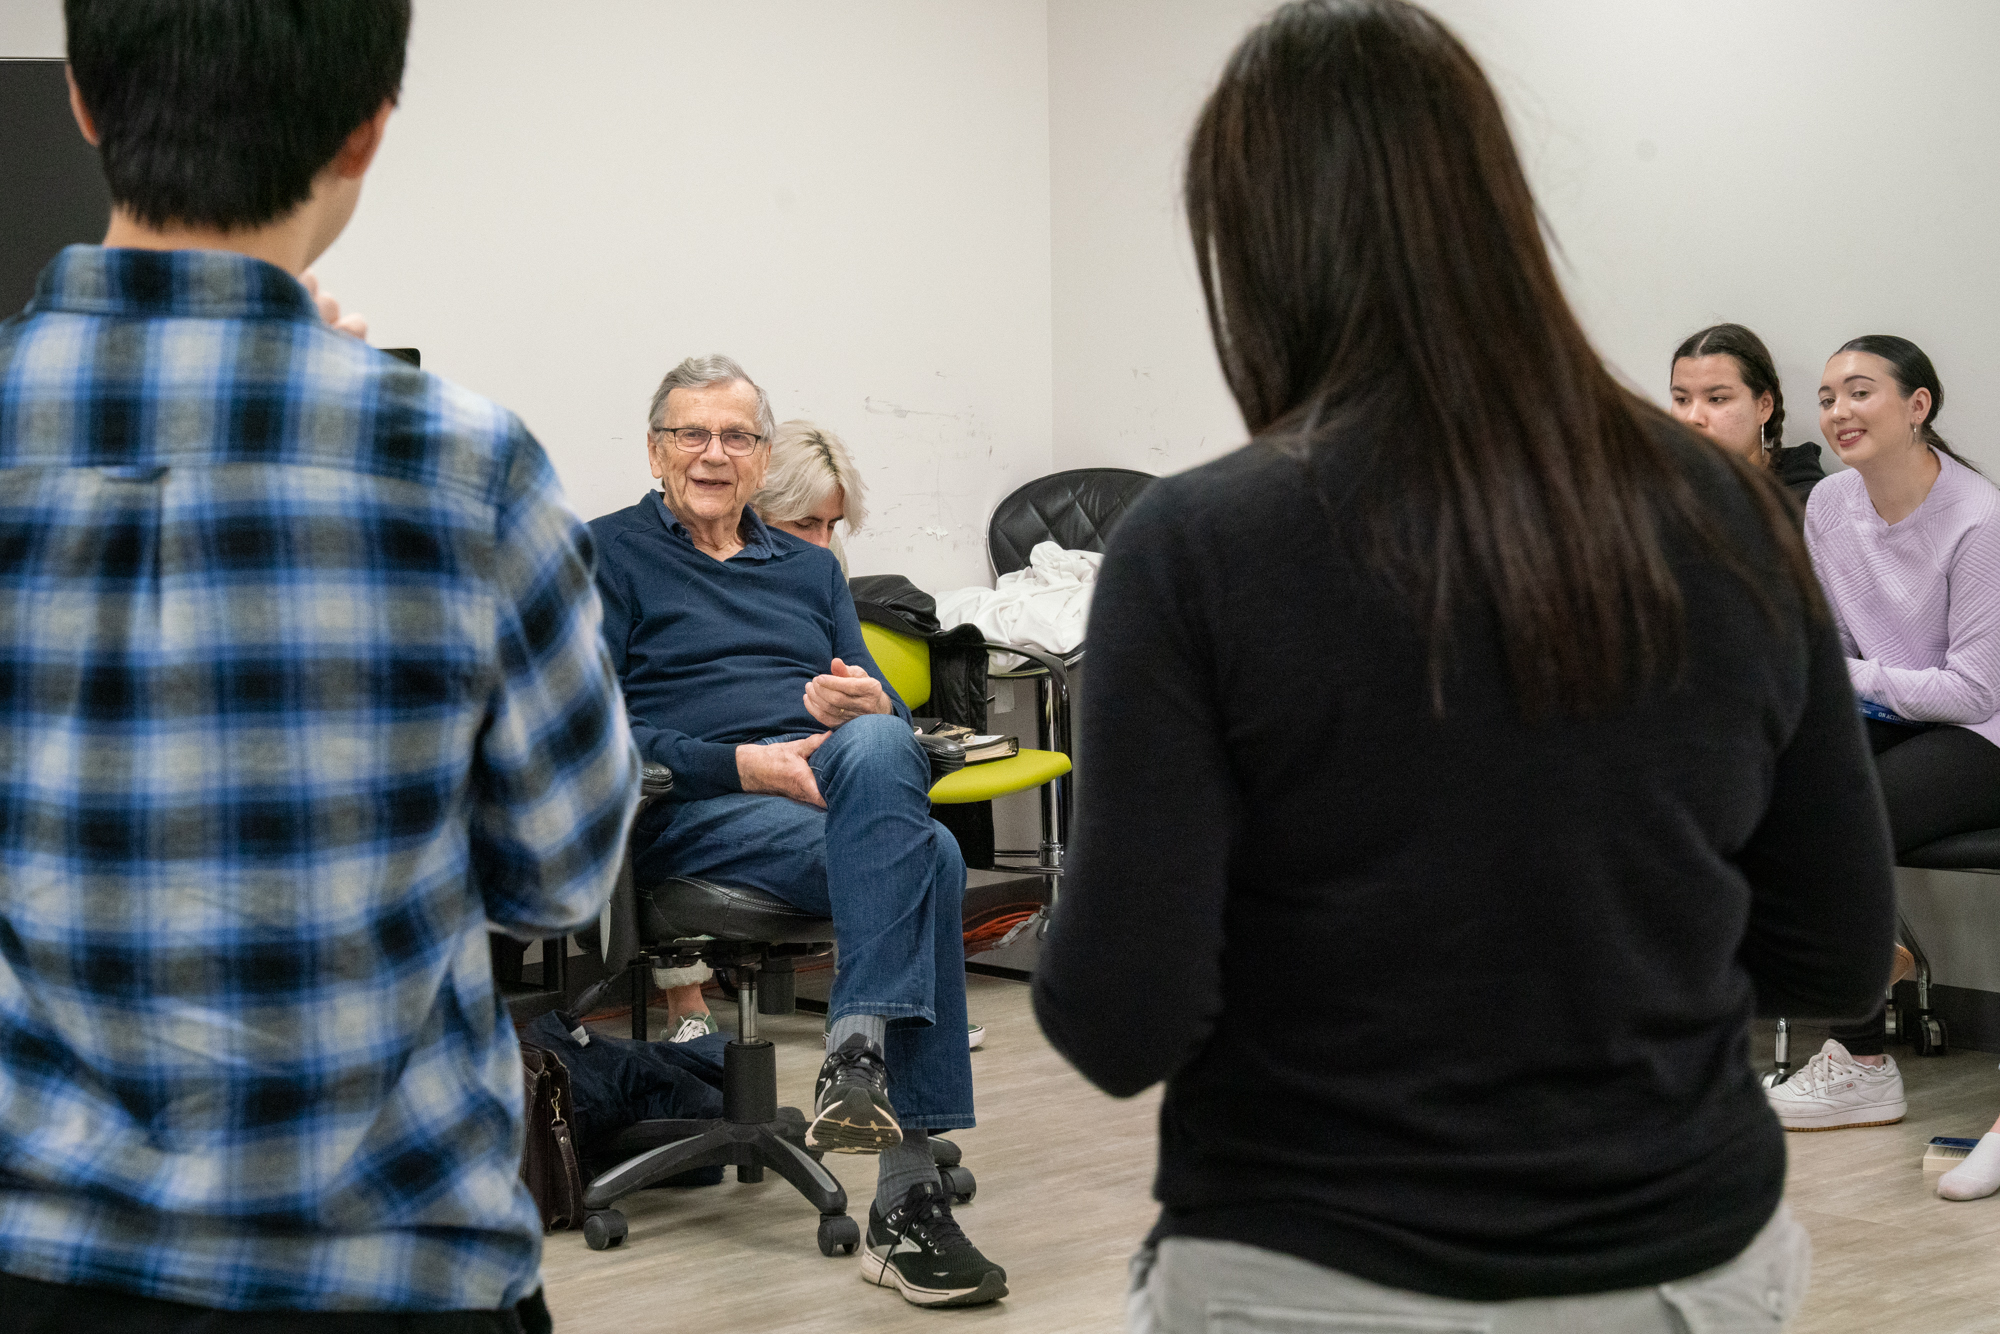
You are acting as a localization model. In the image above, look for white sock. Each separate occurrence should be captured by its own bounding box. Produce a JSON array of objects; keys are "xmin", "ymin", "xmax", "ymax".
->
[{"xmin": 1938, "ymin": 1133, "xmax": 2000, "ymax": 1201}]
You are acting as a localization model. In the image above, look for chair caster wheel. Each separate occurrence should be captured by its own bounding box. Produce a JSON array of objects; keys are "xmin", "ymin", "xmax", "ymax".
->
[
  {"xmin": 1760, "ymin": 1067, "xmax": 1792, "ymax": 1089},
  {"xmin": 817, "ymin": 1211, "xmax": 860, "ymax": 1256},
  {"xmin": 929, "ymin": 1135, "xmax": 962, "ymax": 1169},
  {"xmin": 1912, "ymin": 1014, "xmax": 1949, "ymax": 1057},
  {"xmin": 583, "ymin": 1209, "xmax": 627, "ymax": 1251},
  {"xmin": 939, "ymin": 1163, "xmax": 976, "ymax": 1205}
]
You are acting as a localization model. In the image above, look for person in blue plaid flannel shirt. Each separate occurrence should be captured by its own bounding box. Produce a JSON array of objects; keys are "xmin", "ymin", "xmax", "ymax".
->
[{"xmin": 0, "ymin": 4, "xmax": 638, "ymax": 1330}]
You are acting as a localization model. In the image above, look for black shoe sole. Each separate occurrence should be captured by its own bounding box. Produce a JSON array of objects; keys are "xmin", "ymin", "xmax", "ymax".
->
[
  {"xmin": 807, "ymin": 1087, "xmax": 903, "ymax": 1154},
  {"xmin": 860, "ymin": 1249, "xmax": 1008, "ymax": 1307}
]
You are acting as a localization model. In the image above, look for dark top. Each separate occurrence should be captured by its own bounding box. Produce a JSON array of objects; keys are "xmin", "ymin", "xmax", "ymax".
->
[
  {"xmin": 1775, "ymin": 441, "xmax": 1827, "ymax": 507},
  {"xmin": 1031, "ymin": 431, "xmax": 1894, "ymax": 1301},
  {"xmin": 589, "ymin": 492, "xmax": 908, "ymax": 801}
]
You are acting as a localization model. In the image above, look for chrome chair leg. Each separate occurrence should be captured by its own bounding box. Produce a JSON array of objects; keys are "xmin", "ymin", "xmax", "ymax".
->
[
  {"xmin": 1763, "ymin": 1017, "xmax": 1792, "ymax": 1088},
  {"xmin": 1897, "ymin": 911, "xmax": 1948, "ymax": 1056}
]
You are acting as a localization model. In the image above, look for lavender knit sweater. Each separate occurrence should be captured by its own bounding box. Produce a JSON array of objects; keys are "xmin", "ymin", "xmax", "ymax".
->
[{"xmin": 1805, "ymin": 450, "xmax": 2000, "ymax": 747}]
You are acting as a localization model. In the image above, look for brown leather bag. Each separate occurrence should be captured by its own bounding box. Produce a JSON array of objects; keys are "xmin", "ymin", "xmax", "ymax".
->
[{"xmin": 519, "ymin": 1039, "xmax": 585, "ymax": 1231}]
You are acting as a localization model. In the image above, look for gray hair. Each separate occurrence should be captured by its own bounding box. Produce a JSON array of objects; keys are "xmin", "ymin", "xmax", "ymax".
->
[
  {"xmin": 753, "ymin": 420, "xmax": 868, "ymax": 567},
  {"xmin": 647, "ymin": 354, "xmax": 777, "ymax": 443}
]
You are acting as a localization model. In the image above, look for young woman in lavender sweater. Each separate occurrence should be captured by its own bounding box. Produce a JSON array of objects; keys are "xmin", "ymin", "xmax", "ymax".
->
[{"xmin": 1769, "ymin": 337, "xmax": 2000, "ymax": 1179}]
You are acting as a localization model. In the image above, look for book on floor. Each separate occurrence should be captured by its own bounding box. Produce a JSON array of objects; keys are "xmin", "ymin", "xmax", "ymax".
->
[{"xmin": 1923, "ymin": 1137, "xmax": 1981, "ymax": 1173}]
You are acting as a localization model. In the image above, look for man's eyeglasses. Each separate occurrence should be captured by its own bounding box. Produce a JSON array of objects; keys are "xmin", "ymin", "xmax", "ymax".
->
[{"xmin": 650, "ymin": 425, "xmax": 765, "ymax": 456}]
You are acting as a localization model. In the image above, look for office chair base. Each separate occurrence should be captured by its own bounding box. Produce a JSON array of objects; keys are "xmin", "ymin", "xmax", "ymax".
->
[
  {"xmin": 582, "ymin": 1209, "xmax": 627, "ymax": 1251},
  {"xmin": 818, "ymin": 1211, "xmax": 862, "ymax": 1256},
  {"xmin": 586, "ymin": 1108, "xmax": 844, "ymax": 1195},
  {"xmin": 1904, "ymin": 1009, "xmax": 1949, "ymax": 1057}
]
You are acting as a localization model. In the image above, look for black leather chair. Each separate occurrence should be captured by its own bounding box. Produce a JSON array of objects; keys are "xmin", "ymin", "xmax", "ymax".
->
[
  {"xmin": 986, "ymin": 466, "xmax": 1157, "ymax": 579},
  {"xmin": 570, "ymin": 763, "xmax": 858, "ymax": 1255},
  {"xmin": 1767, "ymin": 826, "xmax": 1999, "ymax": 1082},
  {"xmin": 980, "ymin": 468, "xmax": 1155, "ymax": 896}
]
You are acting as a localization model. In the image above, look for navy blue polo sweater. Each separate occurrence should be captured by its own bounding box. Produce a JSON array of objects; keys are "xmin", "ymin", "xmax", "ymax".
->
[{"xmin": 589, "ymin": 492, "xmax": 909, "ymax": 801}]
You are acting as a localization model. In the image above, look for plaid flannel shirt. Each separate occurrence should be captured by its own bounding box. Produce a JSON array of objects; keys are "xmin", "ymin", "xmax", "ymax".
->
[{"xmin": 0, "ymin": 247, "xmax": 638, "ymax": 1311}]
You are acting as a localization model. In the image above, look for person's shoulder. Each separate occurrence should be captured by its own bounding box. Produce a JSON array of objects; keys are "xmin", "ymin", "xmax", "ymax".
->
[
  {"xmin": 587, "ymin": 495, "xmax": 662, "ymax": 544},
  {"xmin": 772, "ymin": 530, "xmax": 850, "ymax": 595},
  {"xmin": 302, "ymin": 332, "xmax": 533, "ymax": 505},
  {"xmin": 1775, "ymin": 441, "xmax": 1827, "ymax": 487},
  {"xmin": 762, "ymin": 523, "xmax": 818, "ymax": 556},
  {"xmin": 1115, "ymin": 442, "xmax": 1300, "ymax": 545},
  {"xmin": 1927, "ymin": 453, "xmax": 2000, "ymax": 551},
  {"xmin": 1938, "ymin": 451, "xmax": 2000, "ymax": 517}
]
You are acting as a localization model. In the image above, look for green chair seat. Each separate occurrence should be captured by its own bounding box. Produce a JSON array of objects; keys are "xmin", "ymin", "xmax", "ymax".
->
[{"xmin": 928, "ymin": 748, "xmax": 1072, "ymax": 804}]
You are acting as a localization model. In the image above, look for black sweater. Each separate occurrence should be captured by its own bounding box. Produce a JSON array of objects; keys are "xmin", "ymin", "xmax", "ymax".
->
[
  {"xmin": 1031, "ymin": 432, "xmax": 1894, "ymax": 1300},
  {"xmin": 1775, "ymin": 441, "xmax": 1827, "ymax": 507}
]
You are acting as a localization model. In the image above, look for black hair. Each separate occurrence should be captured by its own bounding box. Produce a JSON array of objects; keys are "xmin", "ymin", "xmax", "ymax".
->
[
  {"xmin": 1186, "ymin": 0, "xmax": 1817, "ymax": 717},
  {"xmin": 1835, "ymin": 334, "xmax": 1982, "ymax": 476},
  {"xmin": 65, "ymin": 0, "xmax": 411, "ymax": 231},
  {"xmin": 1673, "ymin": 323, "xmax": 1784, "ymax": 462}
]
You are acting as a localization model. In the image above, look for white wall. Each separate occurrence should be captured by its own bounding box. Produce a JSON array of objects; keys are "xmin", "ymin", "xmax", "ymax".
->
[
  {"xmin": 5, "ymin": 1, "xmax": 1054, "ymax": 591},
  {"xmin": 1050, "ymin": 0, "xmax": 2000, "ymax": 479},
  {"xmin": 0, "ymin": 7, "xmax": 61, "ymax": 55}
]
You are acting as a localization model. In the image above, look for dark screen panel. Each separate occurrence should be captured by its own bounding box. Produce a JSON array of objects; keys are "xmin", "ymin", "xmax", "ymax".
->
[{"xmin": 0, "ymin": 59, "xmax": 110, "ymax": 317}]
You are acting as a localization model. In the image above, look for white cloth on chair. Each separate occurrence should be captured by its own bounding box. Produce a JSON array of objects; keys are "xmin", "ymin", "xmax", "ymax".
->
[{"xmin": 935, "ymin": 541, "xmax": 1102, "ymax": 671}]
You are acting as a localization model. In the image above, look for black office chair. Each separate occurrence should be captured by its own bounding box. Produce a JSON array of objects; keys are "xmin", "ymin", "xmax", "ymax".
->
[
  {"xmin": 569, "ymin": 763, "xmax": 857, "ymax": 1255},
  {"xmin": 986, "ymin": 466, "xmax": 1157, "ymax": 579},
  {"xmin": 1767, "ymin": 826, "xmax": 1997, "ymax": 1082},
  {"xmin": 980, "ymin": 468, "xmax": 1155, "ymax": 896},
  {"xmin": 569, "ymin": 763, "xmax": 976, "ymax": 1255}
]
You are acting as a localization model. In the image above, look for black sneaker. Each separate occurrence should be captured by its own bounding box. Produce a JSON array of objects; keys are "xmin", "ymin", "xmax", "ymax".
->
[
  {"xmin": 862, "ymin": 1181, "xmax": 1008, "ymax": 1307},
  {"xmin": 808, "ymin": 1033, "xmax": 902, "ymax": 1153}
]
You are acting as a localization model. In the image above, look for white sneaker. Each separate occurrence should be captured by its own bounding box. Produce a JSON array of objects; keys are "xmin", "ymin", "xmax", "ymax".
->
[
  {"xmin": 967, "ymin": 1020, "xmax": 985, "ymax": 1051},
  {"xmin": 667, "ymin": 1011, "xmax": 717, "ymax": 1043},
  {"xmin": 1764, "ymin": 1039, "xmax": 1906, "ymax": 1131}
]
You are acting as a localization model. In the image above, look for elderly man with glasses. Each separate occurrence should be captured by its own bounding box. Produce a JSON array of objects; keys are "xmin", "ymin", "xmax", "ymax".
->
[{"xmin": 588, "ymin": 355, "xmax": 1006, "ymax": 1309}]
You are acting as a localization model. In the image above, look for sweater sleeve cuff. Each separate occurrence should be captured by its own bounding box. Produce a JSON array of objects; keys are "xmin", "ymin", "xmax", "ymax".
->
[
  {"xmin": 639, "ymin": 734, "xmax": 743, "ymax": 800},
  {"xmin": 1847, "ymin": 657, "xmax": 1883, "ymax": 703}
]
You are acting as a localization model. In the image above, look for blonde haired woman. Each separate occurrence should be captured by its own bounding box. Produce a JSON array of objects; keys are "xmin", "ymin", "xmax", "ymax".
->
[{"xmin": 754, "ymin": 420, "xmax": 868, "ymax": 567}]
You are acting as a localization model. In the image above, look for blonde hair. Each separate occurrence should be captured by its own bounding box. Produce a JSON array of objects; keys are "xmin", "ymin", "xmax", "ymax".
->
[{"xmin": 752, "ymin": 420, "xmax": 867, "ymax": 565}]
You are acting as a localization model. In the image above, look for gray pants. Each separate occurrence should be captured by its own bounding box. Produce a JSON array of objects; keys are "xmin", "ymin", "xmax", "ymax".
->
[{"xmin": 1129, "ymin": 1205, "xmax": 1810, "ymax": 1334}]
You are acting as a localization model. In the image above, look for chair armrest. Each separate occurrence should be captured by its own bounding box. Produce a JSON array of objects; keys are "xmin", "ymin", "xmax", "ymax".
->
[
  {"xmin": 979, "ymin": 641, "xmax": 1072, "ymax": 757},
  {"xmin": 916, "ymin": 731, "xmax": 967, "ymax": 781},
  {"xmin": 640, "ymin": 762, "xmax": 674, "ymax": 805}
]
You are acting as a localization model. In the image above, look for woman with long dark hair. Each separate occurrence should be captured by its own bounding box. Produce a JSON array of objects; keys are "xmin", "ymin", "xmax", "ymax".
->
[
  {"xmin": 1031, "ymin": 1, "xmax": 1893, "ymax": 1326},
  {"xmin": 1670, "ymin": 323, "xmax": 1826, "ymax": 505},
  {"xmin": 1763, "ymin": 336, "xmax": 2000, "ymax": 1151}
]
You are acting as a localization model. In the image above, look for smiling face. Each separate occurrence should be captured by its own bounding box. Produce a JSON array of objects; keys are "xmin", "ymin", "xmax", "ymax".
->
[
  {"xmin": 1818, "ymin": 350, "xmax": 1931, "ymax": 470},
  {"xmin": 1670, "ymin": 354, "xmax": 1772, "ymax": 463},
  {"xmin": 649, "ymin": 379, "xmax": 770, "ymax": 531},
  {"xmin": 767, "ymin": 488, "xmax": 846, "ymax": 548}
]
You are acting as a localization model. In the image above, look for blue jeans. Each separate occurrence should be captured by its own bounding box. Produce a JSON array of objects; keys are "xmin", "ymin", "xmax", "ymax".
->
[{"xmin": 634, "ymin": 714, "xmax": 973, "ymax": 1130}]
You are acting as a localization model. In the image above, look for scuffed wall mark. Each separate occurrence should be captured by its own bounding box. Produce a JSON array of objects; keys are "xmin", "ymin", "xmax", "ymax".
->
[
  {"xmin": 865, "ymin": 396, "xmax": 960, "ymax": 421},
  {"xmin": 918, "ymin": 526, "xmax": 951, "ymax": 539}
]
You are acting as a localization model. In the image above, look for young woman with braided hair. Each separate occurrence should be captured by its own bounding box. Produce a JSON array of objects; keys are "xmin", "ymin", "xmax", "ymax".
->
[{"xmin": 1670, "ymin": 323, "xmax": 1826, "ymax": 507}]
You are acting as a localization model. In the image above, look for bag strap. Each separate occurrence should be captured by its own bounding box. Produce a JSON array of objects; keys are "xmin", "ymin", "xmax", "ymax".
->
[{"xmin": 542, "ymin": 1051, "xmax": 586, "ymax": 1229}]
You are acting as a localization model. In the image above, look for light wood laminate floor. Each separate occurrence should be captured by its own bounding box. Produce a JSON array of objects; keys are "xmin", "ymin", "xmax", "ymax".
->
[{"xmin": 540, "ymin": 985, "xmax": 2000, "ymax": 1333}]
